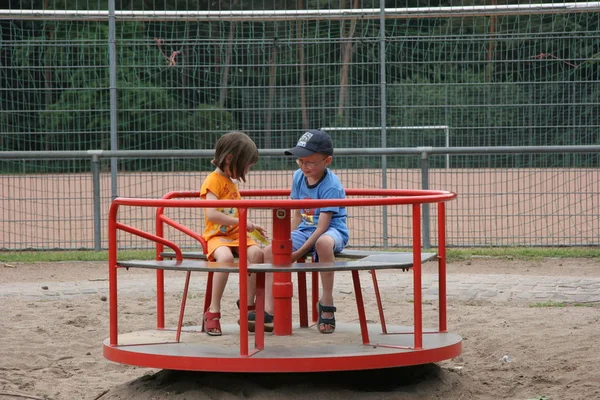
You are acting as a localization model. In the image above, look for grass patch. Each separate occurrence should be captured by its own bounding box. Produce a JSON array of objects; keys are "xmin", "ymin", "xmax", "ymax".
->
[
  {"xmin": 529, "ymin": 301, "xmax": 567, "ymax": 308},
  {"xmin": 0, "ymin": 249, "xmax": 155, "ymax": 263},
  {"xmin": 1, "ymin": 247, "xmax": 598, "ymax": 264},
  {"xmin": 446, "ymin": 247, "xmax": 600, "ymax": 262},
  {"xmin": 529, "ymin": 301, "xmax": 599, "ymax": 308},
  {"xmin": 407, "ymin": 299, "xmax": 434, "ymax": 305}
]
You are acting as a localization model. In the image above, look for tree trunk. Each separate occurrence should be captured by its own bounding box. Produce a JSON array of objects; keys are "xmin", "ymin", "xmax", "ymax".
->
[
  {"xmin": 265, "ymin": 43, "xmax": 278, "ymax": 149},
  {"xmin": 486, "ymin": 0, "xmax": 497, "ymax": 149},
  {"xmin": 297, "ymin": 0, "xmax": 309, "ymax": 130},
  {"xmin": 337, "ymin": 0, "xmax": 359, "ymax": 121},
  {"xmin": 218, "ymin": 0, "xmax": 239, "ymax": 108},
  {"xmin": 218, "ymin": 21, "xmax": 237, "ymax": 108}
]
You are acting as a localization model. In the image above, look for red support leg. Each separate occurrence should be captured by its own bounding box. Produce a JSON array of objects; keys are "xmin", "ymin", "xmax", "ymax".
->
[
  {"xmin": 176, "ymin": 271, "xmax": 191, "ymax": 342},
  {"xmin": 352, "ymin": 270, "xmax": 370, "ymax": 345},
  {"xmin": 108, "ymin": 208, "xmax": 118, "ymax": 346},
  {"xmin": 297, "ymin": 271, "xmax": 308, "ymax": 328},
  {"xmin": 155, "ymin": 209, "xmax": 165, "ymax": 329},
  {"xmin": 370, "ymin": 270, "xmax": 387, "ymax": 334},
  {"xmin": 438, "ymin": 202, "xmax": 448, "ymax": 333},
  {"xmin": 255, "ymin": 272, "xmax": 266, "ymax": 350},
  {"xmin": 238, "ymin": 208, "xmax": 249, "ymax": 356},
  {"xmin": 412, "ymin": 204, "xmax": 423, "ymax": 349},
  {"xmin": 156, "ymin": 269, "xmax": 165, "ymax": 329}
]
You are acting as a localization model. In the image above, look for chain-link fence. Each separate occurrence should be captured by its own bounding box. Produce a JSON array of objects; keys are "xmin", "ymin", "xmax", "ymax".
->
[{"xmin": 1, "ymin": 3, "xmax": 599, "ymax": 249}]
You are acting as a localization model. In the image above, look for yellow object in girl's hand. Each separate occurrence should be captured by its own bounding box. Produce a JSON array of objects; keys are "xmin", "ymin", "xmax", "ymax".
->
[{"xmin": 250, "ymin": 229, "xmax": 269, "ymax": 246}]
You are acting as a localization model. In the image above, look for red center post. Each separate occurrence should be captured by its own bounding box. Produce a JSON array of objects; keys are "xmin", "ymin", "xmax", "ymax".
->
[{"xmin": 271, "ymin": 208, "xmax": 293, "ymax": 335}]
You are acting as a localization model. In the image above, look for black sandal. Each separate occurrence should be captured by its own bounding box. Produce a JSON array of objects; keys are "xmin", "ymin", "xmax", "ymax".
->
[
  {"xmin": 237, "ymin": 299, "xmax": 273, "ymax": 332},
  {"xmin": 247, "ymin": 310, "xmax": 274, "ymax": 333},
  {"xmin": 236, "ymin": 299, "xmax": 255, "ymax": 311},
  {"xmin": 317, "ymin": 302, "xmax": 336, "ymax": 334}
]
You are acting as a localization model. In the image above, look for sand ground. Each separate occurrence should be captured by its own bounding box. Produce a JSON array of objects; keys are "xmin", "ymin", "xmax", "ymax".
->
[{"xmin": 0, "ymin": 257, "xmax": 599, "ymax": 400}]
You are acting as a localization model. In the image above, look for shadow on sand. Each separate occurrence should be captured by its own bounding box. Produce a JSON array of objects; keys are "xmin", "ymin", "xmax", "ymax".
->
[{"xmin": 102, "ymin": 364, "xmax": 451, "ymax": 399}]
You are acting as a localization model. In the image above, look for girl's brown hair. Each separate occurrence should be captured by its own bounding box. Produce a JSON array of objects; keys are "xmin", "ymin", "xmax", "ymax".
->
[{"xmin": 212, "ymin": 131, "xmax": 259, "ymax": 182}]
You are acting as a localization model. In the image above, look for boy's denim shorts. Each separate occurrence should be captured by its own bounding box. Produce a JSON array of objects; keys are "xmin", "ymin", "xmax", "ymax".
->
[{"xmin": 291, "ymin": 228, "xmax": 346, "ymax": 259}]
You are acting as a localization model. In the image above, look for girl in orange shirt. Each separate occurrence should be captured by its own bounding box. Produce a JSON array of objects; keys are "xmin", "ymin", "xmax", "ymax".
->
[{"xmin": 201, "ymin": 131, "xmax": 266, "ymax": 336}]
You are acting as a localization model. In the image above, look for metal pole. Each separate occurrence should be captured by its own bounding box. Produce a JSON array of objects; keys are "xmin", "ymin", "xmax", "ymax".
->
[
  {"xmin": 445, "ymin": 126, "xmax": 450, "ymax": 169},
  {"xmin": 421, "ymin": 150, "xmax": 431, "ymax": 249},
  {"xmin": 108, "ymin": 0, "xmax": 118, "ymax": 199},
  {"xmin": 6, "ymin": 3, "xmax": 600, "ymax": 21},
  {"xmin": 91, "ymin": 155, "xmax": 102, "ymax": 250},
  {"xmin": 379, "ymin": 1, "xmax": 388, "ymax": 248},
  {"xmin": 4, "ymin": 144, "xmax": 597, "ymax": 159}
]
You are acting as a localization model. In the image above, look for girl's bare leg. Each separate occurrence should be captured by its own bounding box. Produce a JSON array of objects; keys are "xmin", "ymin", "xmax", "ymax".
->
[{"xmin": 208, "ymin": 246, "xmax": 235, "ymax": 313}]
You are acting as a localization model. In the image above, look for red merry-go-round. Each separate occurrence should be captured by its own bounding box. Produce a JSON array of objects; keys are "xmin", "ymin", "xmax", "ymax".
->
[{"xmin": 103, "ymin": 188, "xmax": 461, "ymax": 372}]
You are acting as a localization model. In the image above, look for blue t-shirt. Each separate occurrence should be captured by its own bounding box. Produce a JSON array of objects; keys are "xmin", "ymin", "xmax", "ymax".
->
[{"xmin": 290, "ymin": 168, "xmax": 349, "ymax": 245}]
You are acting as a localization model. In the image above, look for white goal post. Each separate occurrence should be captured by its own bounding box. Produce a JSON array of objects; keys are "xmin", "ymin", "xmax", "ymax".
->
[{"xmin": 320, "ymin": 126, "xmax": 451, "ymax": 169}]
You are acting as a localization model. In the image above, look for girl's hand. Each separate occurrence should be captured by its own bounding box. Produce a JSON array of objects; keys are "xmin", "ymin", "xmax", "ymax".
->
[
  {"xmin": 247, "ymin": 222, "xmax": 269, "ymax": 245},
  {"xmin": 246, "ymin": 221, "xmax": 266, "ymax": 235}
]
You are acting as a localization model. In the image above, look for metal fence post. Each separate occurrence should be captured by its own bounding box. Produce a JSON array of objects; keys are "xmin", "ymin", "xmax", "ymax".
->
[
  {"xmin": 108, "ymin": 0, "xmax": 118, "ymax": 200},
  {"xmin": 379, "ymin": 1, "xmax": 388, "ymax": 248},
  {"xmin": 420, "ymin": 148, "xmax": 431, "ymax": 249},
  {"xmin": 91, "ymin": 154, "xmax": 102, "ymax": 250}
]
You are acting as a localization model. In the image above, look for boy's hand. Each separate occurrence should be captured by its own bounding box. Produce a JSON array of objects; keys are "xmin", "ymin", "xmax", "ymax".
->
[{"xmin": 291, "ymin": 250, "xmax": 306, "ymax": 263}]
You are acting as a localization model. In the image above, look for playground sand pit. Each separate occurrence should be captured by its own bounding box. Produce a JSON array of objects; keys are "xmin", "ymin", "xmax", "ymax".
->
[{"xmin": 0, "ymin": 257, "xmax": 599, "ymax": 400}]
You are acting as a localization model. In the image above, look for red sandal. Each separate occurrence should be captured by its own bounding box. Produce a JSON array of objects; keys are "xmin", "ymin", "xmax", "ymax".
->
[{"xmin": 204, "ymin": 311, "xmax": 222, "ymax": 336}]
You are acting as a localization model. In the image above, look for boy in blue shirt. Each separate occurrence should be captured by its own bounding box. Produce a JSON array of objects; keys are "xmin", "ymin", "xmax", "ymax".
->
[{"xmin": 258, "ymin": 130, "xmax": 349, "ymax": 334}]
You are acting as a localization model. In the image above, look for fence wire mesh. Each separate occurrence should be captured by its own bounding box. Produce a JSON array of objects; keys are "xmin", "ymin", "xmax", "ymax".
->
[{"xmin": 1, "ymin": 3, "xmax": 599, "ymax": 250}]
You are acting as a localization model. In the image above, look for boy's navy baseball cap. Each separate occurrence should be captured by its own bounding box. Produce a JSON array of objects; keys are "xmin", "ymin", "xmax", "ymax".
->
[{"xmin": 285, "ymin": 129, "xmax": 334, "ymax": 157}]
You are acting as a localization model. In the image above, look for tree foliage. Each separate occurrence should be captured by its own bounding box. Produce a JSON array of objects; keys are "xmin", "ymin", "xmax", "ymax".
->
[{"xmin": 1, "ymin": 1, "xmax": 599, "ymax": 170}]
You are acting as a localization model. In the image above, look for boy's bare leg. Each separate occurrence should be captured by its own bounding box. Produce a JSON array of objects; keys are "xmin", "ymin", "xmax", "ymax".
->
[
  {"xmin": 315, "ymin": 236, "xmax": 336, "ymax": 331},
  {"xmin": 246, "ymin": 245, "xmax": 264, "ymax": 305},
  {"xmin": 246, "ymin": 274, "xmax": 257, "ymax": 305}
]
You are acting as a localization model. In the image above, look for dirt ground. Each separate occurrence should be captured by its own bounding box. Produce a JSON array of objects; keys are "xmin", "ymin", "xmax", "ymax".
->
[{"xmin": 0, "ymin": 257, "xmax": 599, "ymax": 400}]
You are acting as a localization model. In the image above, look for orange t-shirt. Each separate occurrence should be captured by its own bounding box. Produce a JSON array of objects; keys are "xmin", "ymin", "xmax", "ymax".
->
[{"xmin": 200, "ymin": 171, "xmax": 256, "ymax": 259}]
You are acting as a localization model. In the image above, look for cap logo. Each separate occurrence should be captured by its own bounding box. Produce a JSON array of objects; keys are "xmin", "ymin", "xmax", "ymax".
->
[{"xmin": 296, "ymin": 131, "xmax": 313, "ymax": 148}]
